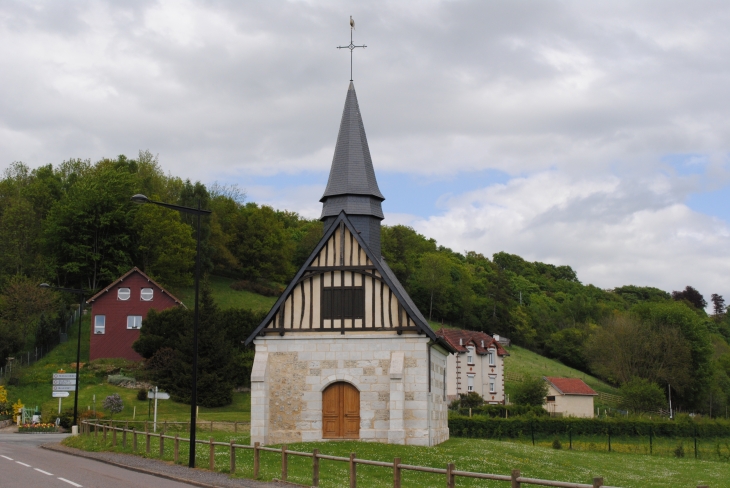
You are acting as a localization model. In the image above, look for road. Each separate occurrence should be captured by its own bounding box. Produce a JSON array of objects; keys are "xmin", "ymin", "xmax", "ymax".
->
[{"xmin": 0, "ymin": 434, "xmax": 196, "ymax": 488}]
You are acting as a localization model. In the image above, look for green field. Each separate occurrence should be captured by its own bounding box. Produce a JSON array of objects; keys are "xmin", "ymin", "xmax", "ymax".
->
[
  {"xmin": 64, "ymin": 428, "xmax": 729, "ymax": 488},
  {"xmin": 172, "ymin": 275, "xmax": 276, "ymax": 313}
]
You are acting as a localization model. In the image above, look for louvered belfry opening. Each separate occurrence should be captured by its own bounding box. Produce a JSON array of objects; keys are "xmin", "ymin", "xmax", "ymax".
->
[{"xmin": 320, "ymin": 81, "xmax": 385, "ymax": 257}]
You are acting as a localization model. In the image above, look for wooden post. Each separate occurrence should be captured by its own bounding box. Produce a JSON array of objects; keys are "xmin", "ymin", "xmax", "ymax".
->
[
  {"xmin": 254, "ymin": 442, "xmax": 260, "ymax": 478},
  {"xmin": 122, "ymin": 427, "xmax": 127, "ymax": 448},
  {"xmin": 94, "ymin": 422, "xmax": 98, "ymax": 438},
  {"xmin": 133, "ymin": 428, "xmax": 137, "ymax": 452},
  {"xmin": 159, "ymin": 433, "xmax": 164, "ymax": 458},
  {"xmin": 112, "ymin": 427, "xmax": 117, "ymax": 447},
  {"xmin": 174, "ymin": 435, "xmax": 179, "ymax": 464},
  {"xmin": 446, "ymin": 462, "xmax": 455, "ymax": 488},
  {"xmin": 312, "ymin": 449, "xmax": 320, "ymax": 487},
  {"xmin": 511, "ymin": 469, "xmax": 521, "ymax": 488},
  {"xmin": 210, "ymin": 420, "xmax": 213, "ymax": 432},
  {"xmin": 103, "ymin": 424, "xmax": 107, "ymax": 442},
  {"xmin": 393, "ymin": 457, "xmax": 401, "ymax": 488},
  {"xmin": 234, "ymin": 421, "xmax": 238, "ymax": 433},
  {"xmin": 209, "ymin": 437, "xmax": 215, "ymax": 471},
  {"xmin": 593, "ymin": 477, "xmax": 603, "ymax": 488},
  {"xmin": 164, "ymin": 420, "xmax": 167, "ymax": 433},
  {"xmin": 146, "ymin": 431, "xmax": 151, "ymax": 455},
  {"xmin": 281, "ymin": 444, "xmax": 288, "ymax": 481},
  {"xmin": 349, "ymin": 452, "xmax": 356, "ymax": 488},
  {"xmin": 230, "ymin": 440, "xmax": 235, "ymax": 474}
]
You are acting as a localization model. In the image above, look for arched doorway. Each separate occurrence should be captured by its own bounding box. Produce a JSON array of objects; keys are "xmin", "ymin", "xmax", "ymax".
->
[{"xmin": 322, "ymin": 382, "xmax": 360, "ymax": 439}]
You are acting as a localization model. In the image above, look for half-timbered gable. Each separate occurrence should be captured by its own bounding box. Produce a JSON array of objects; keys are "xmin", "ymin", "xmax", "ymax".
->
[{"xmin": 246, "ymin": 81, "xmax": 454, "ymax": 447}]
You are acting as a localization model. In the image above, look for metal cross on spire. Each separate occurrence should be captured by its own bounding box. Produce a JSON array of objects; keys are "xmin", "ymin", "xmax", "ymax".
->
[{"xmin": 337, "ymin": 16, "xmax": 366, "ymax": 81}]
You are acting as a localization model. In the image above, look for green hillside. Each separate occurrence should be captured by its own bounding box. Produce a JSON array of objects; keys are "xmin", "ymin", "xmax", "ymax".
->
[{"xmin": 173, "ymin": 275, "xmax": 276, "ymax": 313}]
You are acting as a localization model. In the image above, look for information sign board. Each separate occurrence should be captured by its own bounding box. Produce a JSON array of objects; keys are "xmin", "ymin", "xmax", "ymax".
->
[
  {"xmin": 52, "ymin": 392, "xmax": 70, "ymax": 398},
  {"xmin": 52, "ymin": 385, "xmax": 76, "ymax": 391},
  {"xmin": 53, "ymin": 373, "xmax": 77, "ymax": 379}
]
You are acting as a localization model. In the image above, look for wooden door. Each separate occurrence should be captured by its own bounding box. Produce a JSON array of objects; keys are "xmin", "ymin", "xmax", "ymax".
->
[{"xmin": 322, "ymin": 382, "xmax": 360, "ymax": 439}]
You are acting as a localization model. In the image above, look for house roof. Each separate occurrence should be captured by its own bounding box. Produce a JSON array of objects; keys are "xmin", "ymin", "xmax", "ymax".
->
[
  {"xmin": 435, "ymin": 329, "xmax": 509, "ymax": 357},
  {"xmin": 86, "ymin": 267, "xmax": 184, "ymax": 306},
  {"xmin": 544, "ymin": 377, "xmax": 597, "ymax": 396},
  {"xmin": 320, "ymin": 81, "xmax": 384, "ymax": 221},
  {"xmin": 244, "ymin": 211, "xmax": 456, "ymax": 353}
]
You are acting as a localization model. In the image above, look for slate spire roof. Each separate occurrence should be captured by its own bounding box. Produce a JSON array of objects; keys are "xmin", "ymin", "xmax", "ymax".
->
[{"xmin": 320, "ymin": 81, "xmax": 385, "ymax": 220}]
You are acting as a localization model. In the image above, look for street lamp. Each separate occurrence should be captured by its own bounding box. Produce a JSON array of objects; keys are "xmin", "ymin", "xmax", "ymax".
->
[
  {"xmin": 39, "ymin": 283, "xmax": 86, "ymax": 430},
  {"xmin": 131, "ymin": 193, "xmax": 211, "ymax": 468}
]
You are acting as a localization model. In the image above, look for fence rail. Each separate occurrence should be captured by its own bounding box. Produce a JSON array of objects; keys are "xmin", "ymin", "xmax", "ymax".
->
[{"xmin": 80, "ymin": 420, "xmax": 634, "ymax": 488}]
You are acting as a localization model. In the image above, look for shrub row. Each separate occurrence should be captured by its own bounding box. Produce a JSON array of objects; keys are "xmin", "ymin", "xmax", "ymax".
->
[
  {"xmin": 449, "ymin": 415, "xmax": 730, "ymax": 438},
  {"xmin": 453, "ymin": 404, "xmax": 548, "ymax": 418}
]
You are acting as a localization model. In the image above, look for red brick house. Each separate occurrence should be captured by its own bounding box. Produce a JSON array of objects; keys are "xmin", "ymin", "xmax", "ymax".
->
[{"xmin": 87, "ymin": 267, "xmax": 183, "ymax": 361}]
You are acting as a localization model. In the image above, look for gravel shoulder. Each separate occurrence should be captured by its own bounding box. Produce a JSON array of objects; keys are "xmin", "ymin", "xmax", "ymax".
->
[{"xmin": 42, "ymin": 442, "xmax": 302, "ymax": 488}]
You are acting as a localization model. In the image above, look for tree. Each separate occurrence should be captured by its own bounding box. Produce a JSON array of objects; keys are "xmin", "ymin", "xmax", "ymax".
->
[
  {"xmin": 133, "ymin": 203, "xmax": 196, "ymax": 288},
  {"xmin": 513, "ymin": 376, "xmax": 549, "ymax": 406},
  {"xmin": 412, "ymin": 252, "xmax": 452, "ymax": 320},
  {"xmin": 0, "ymin": 275, "xmax": 57, "ymax": 358},
  {"xmin": 102, "ymin": 394, "xmax": 124, "ymax": 419},
  {"xmin": 44, "ymin": 162, "xmax": 137, "ymax": 290},
  {"xmin": 671, "ymin": 286, "xmax": 707, "ymax": 310},
  {"xmin": 458, "ymin": 392, "xmax": 484, "ymax": 408},
  {"xmin": 711, "ymin": 294, "xmax": 726, "ymax": 317},
  {"xmin": 545, "ymin": 327, "xmax": 590, "ymax": 371},
  {"xmin": 619, "ymin": 377, "xmax": 667, "ymax": 414}
]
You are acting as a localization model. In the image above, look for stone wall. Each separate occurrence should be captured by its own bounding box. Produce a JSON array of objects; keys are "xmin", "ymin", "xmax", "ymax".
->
[{"xmin": 250, "ymin": 332, "xmax": 450, "ymax": 447}]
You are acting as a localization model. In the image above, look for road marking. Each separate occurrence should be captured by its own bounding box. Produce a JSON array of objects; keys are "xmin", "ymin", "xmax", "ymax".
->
[
  {"xmin": 16, "ymin": 461, "xmax": 31, "ymax": 467},
  {"xmin": 58, "ymin": 478, "xmax": 82, "ymax": 487},
  {"xmin": 35, "ymin": 468, "xmax": 53, "ymax": 475},
  {"xmin": 0, "ymin": 455, "xmax": 13, "ymax": 460}
]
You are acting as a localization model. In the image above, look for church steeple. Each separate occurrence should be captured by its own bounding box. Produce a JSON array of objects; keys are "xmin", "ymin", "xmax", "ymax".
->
[{"xmin": 321, "ymin": 81, "xmax": 385, "ymax": 257}]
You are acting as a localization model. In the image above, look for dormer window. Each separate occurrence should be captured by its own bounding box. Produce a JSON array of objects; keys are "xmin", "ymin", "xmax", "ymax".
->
[
  {"xmin": 141, "ymin": 288, "xmax": 154, "ymax": 301},
  {"xmin": 467, "ymin": 346, "xmax": 475, "ymax": 365},
  {"xmin": 118, "ymin": 288, "xmax": 130, "ymax": 300},
  {"xmin": 488, "ymin": 350, "xmax": 496, "ymax": 366}
]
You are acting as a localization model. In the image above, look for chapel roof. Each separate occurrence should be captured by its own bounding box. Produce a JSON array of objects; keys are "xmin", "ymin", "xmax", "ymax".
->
[
  {"xmin": 544, "ymin": 377, "xmax": 597, "ymax": 396},
  {"xmin": 320, "ymin": 82, "xmax": 384, "ymax": 207},
  {"xmin": 436, "ymin": 329, "xmax": 509, "ymax": 356}
]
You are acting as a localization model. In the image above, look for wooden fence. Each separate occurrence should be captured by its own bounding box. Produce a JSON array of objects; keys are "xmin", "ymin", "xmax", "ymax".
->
[
  {"xmin": 92, "ymin": 419, "xmax": 248, "ymax": 433},
  {"xmin": 78, "ymin": 420, "xmax": 642, "ymax": 488}
]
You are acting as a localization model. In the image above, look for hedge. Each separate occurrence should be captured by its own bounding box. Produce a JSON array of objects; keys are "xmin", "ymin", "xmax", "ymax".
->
[
  {"xmin": 448, "ymin": 415, "xmax": 730, "ymax": 438},
  {"xmin": 453, "ymin": 404, "xmax": 548, "ymax": 418}
]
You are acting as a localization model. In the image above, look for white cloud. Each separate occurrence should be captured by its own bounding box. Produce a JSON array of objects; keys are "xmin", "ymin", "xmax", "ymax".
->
[{"xmin": 413, "ymin": 171, "xmax": 730, "ymax": 296}]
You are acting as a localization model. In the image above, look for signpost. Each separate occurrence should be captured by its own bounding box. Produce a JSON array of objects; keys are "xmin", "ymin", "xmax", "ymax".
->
[
  {"xmin": 53, "ymin": 373, "xmax": 76, "ymax": 415},
  {"xmin": 148, "ymin": 387, "xmax": 170, "ymax": 432}
]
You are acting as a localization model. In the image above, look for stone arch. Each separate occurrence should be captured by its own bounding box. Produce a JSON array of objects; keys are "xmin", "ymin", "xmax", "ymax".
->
[{"xmin": 319, "ymin": 373, "xmax": 360, "ymax": 392}]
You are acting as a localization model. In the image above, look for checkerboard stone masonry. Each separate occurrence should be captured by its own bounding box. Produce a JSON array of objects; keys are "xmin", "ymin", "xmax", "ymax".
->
[{"xmin": 250, "ymin": 332, "xmax": 450, "ymax": 446}]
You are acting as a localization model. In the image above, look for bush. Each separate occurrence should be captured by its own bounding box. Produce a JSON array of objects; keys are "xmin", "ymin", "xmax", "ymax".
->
[
  {"xmin": 619, "ymin": 377, "xmax": 667, "ymax": 413},
  {"xmin": 137, "ymin": 388, "xmax": 148, "ymax": 401},
  {"xmin": 513, "ymin": 376, "xmax": 549, "ymax": 406},
  {"xmin": 552, "ymin": 438, "xmax": 562, "ymax": 449},
  {"xmin": 674, "ymin": 444, "xmax": 685, "ymax": 458},
  {"xmin": 458, "ymin": 392, "xmax": 485, "ymax": 408},
  {"xmin": 102, "ymin": 394, "xmax": 124, "ymax": 419}
]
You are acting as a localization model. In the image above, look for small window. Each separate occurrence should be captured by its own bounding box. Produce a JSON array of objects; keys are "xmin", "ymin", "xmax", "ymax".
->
[
  {"xmin": 547, "ymin": 396, "xmax": 556, "ymax": 402},
  {"xmin": 467, "ymin": 375, "xmax": 474, "ymax": 392},
  {"xmin": 94, "ymin": 315, "xmax": 106, "ymax": 334},
  {"xmin": 490, "ymin": 382, "xmax": 496, "ymax": 393},
  {"xmin": 488, "ymin": 350, "xmax": 495, "ymax": 366},
  {"xmin": 140, "ymin": 288, "xmax": 153, "ymax": 301},
  {"xmin": 117, "ymin": 288, "xmax": 130, "ymax": 300},
  {"xmin": 127, "ymin": 316, "xmax": 142, "ymax": 329},
  {"xmin": 467, "ymin": 347, "xmax": 475, "ymax": 365}
]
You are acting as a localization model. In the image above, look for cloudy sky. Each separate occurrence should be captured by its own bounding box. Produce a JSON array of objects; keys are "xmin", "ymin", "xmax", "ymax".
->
[{"xmin": 1, "ymin": 0, "xmax": 729, "ymax": 301}]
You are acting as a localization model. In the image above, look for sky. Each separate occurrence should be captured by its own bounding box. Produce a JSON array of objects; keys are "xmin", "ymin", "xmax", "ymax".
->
[{"xmin": 1, "ymin": 0, "xmax": 729, "ymax": 302}]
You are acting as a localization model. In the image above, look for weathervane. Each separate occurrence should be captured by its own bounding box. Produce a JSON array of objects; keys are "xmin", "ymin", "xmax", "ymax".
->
[{"xmin": 337, "ymin": 16, "xmax": 366, "ymax": 81}]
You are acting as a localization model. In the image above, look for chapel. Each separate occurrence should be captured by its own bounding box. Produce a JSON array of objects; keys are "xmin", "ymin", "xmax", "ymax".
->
[{"xmin": 245, "ymin": 81, "xmax": 455, "ymax": 446}]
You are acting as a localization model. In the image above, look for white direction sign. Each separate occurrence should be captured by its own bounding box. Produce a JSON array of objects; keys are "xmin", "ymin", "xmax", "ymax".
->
[
  {"xmin": 148, "ymin": 391, "xmax": 170, "ymax": 400},
  {"xmin": 52, "ymin": 392, "xmax": 70, "ymax": 398},
  {"xmin": 53, "ymin": 373, "xmax": 77, "ymax": 379},
  {"xmin": 52, "ymin": 385, "xmax": 76, "ymax": 391},
  {"xmin": 53, "ymin": 379, "xmax": 76, "ymax": 385}
]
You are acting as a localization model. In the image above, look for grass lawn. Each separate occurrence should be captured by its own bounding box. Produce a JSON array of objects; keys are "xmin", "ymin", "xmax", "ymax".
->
[
  {"xmin": 5, "ymin": 309, "xmax": 250, "ymax": 423},
  {"xmin": 172, "ymin": 275, "xmax": 276, "ymax": 313},
  {"xmin": 63, "ymin": 430, "xmax": 729, "ymax": 488}
]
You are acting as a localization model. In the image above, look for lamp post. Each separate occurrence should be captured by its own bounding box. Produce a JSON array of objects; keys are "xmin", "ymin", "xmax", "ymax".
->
[
  {"xmin": 131, "ymin": 193, "xmax": 211, "ymax": 468},
  {"xmin": 39, "ymin": 283, "xmax": 85, "ymax": 430}
]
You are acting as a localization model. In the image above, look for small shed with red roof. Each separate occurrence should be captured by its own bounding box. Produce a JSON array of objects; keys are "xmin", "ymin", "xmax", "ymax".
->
[
  {"xmin": 87, "ymin": 267, "xmax": 184, "ymax": 361},
  {"xmin": 436, "ymin": 329, "xmax": 509, "ymax": 404},
  {"xmin": 543, "ymin": 377, "xmax": 597, "ymax": 418}
]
